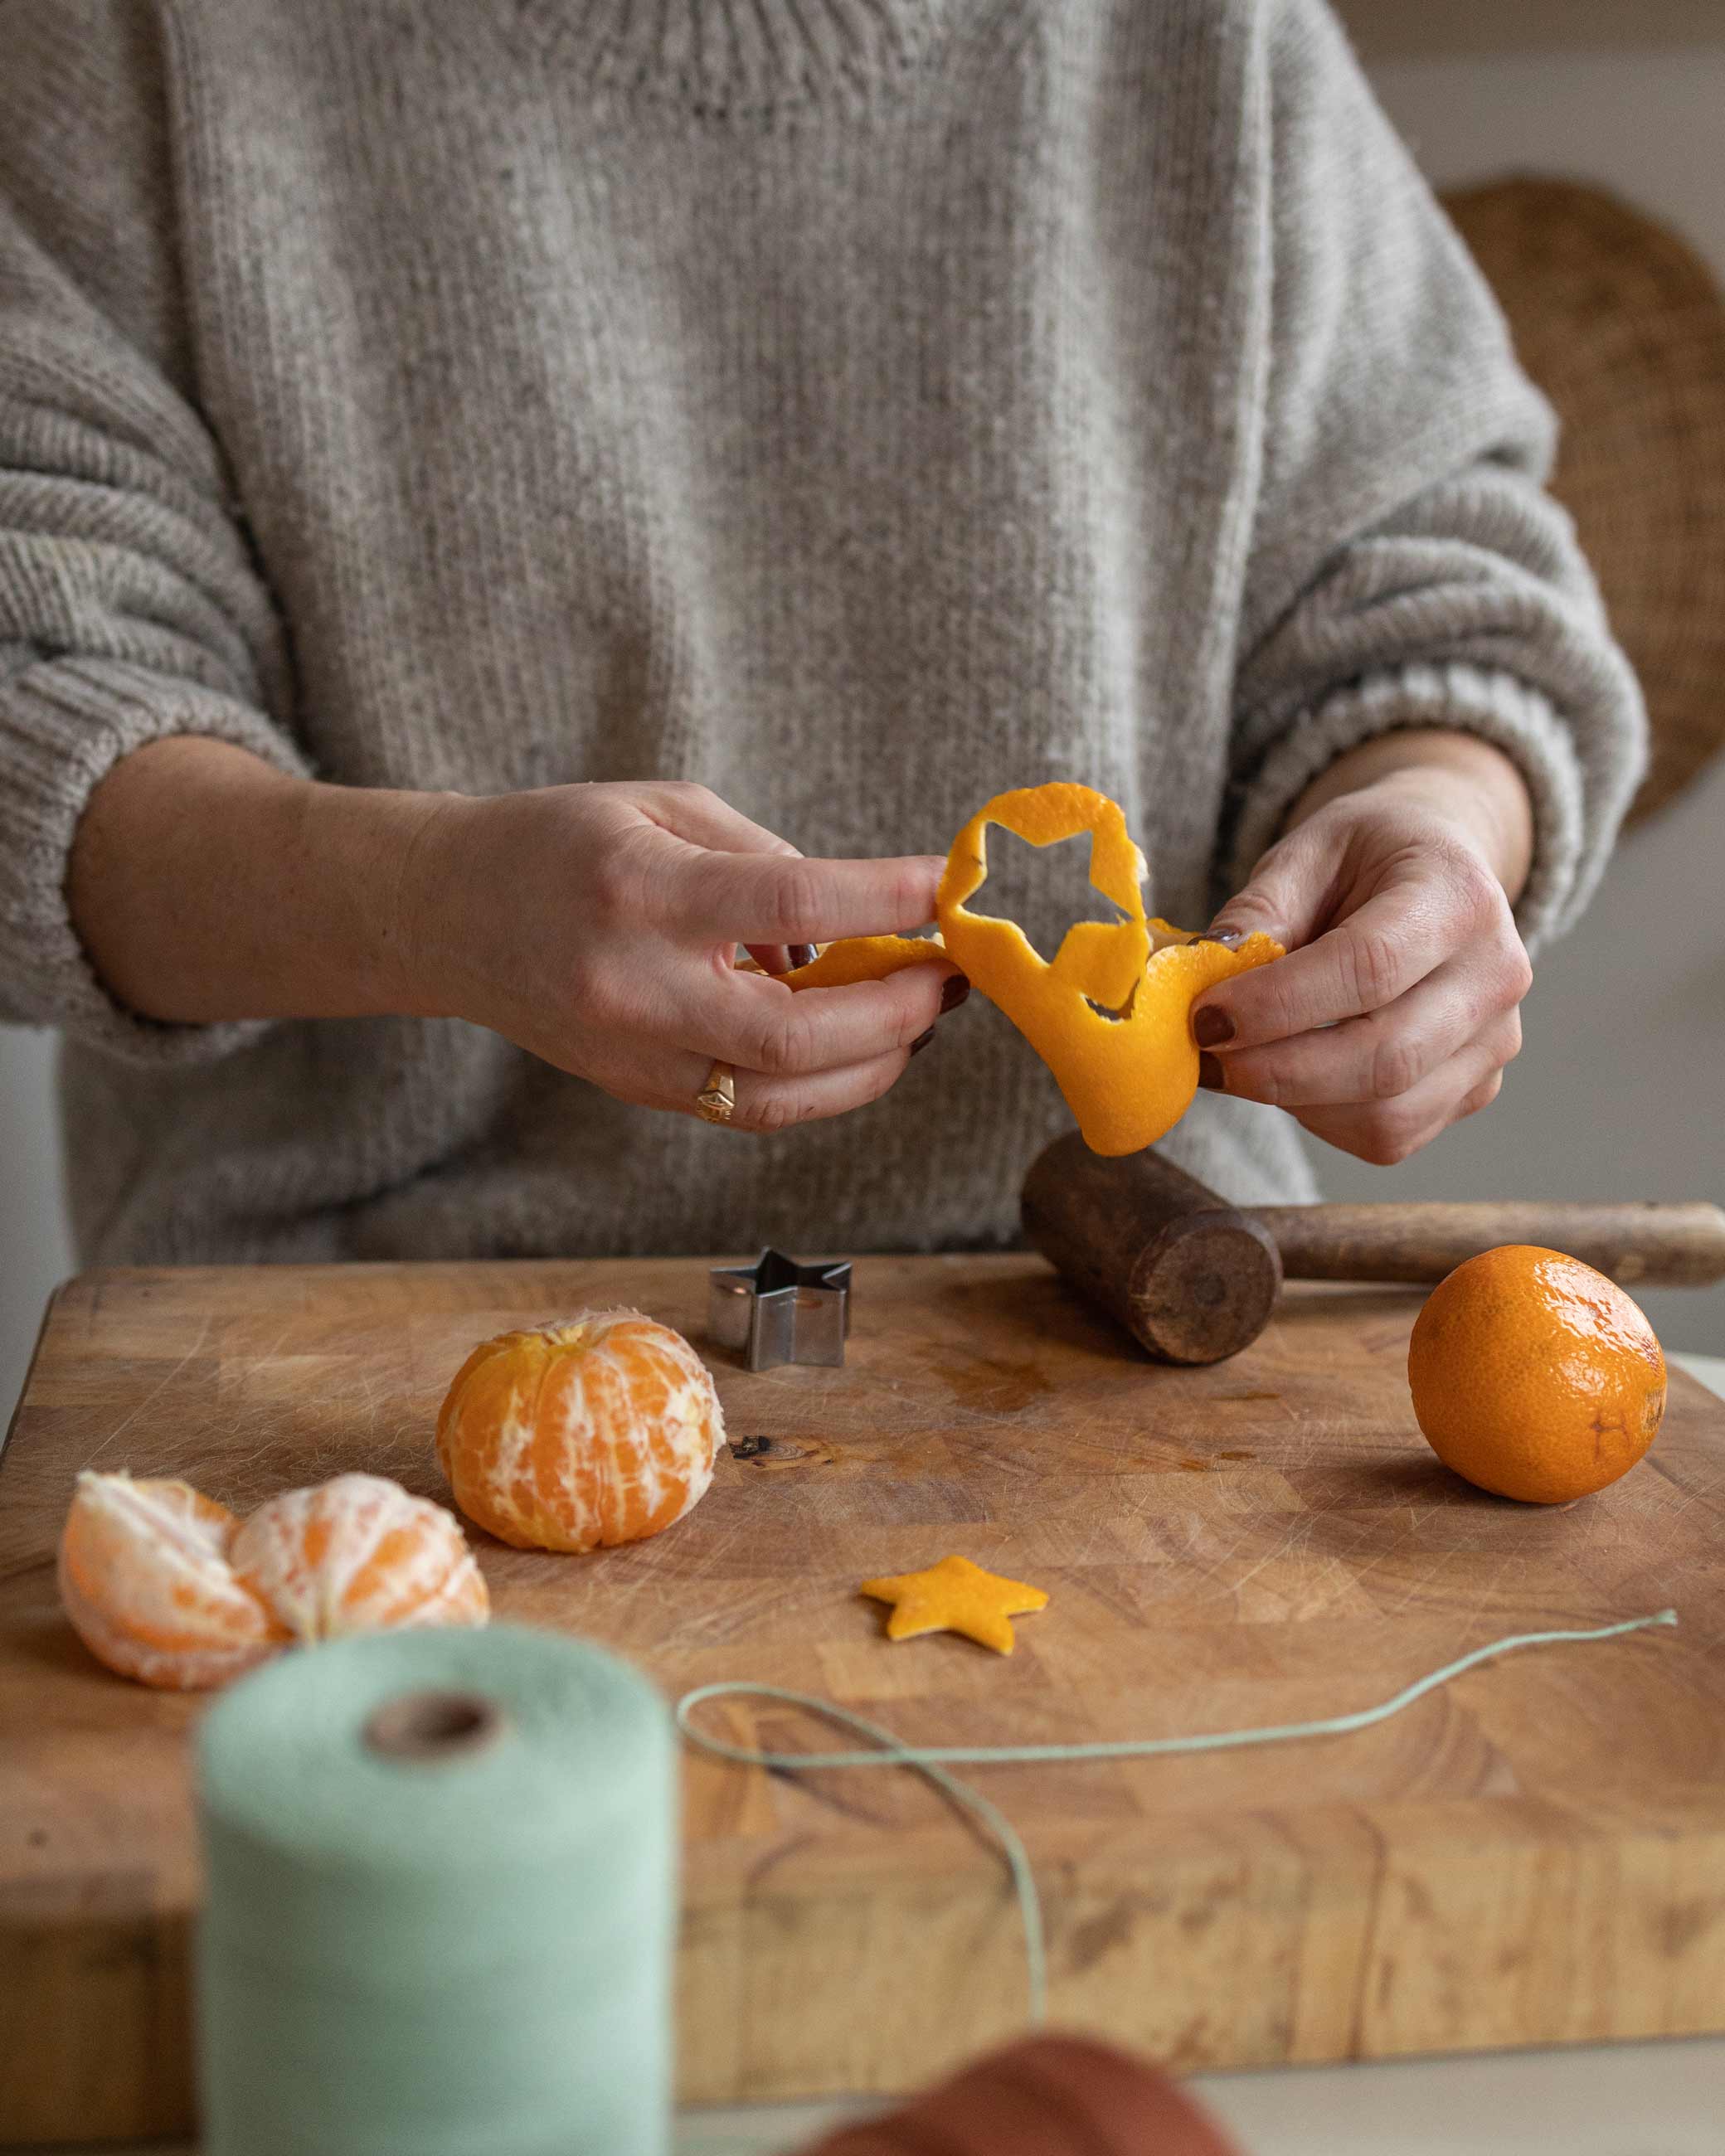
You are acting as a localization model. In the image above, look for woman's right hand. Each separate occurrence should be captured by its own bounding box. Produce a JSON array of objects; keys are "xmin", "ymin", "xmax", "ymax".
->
[{"xmin": 406, "ymin": 779, "xmax": 963, "ymax": 1131}]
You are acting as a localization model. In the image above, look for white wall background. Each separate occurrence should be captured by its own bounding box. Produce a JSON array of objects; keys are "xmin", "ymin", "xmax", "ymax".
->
[
  {"xmin": 1, "ymin": 1023, "xmax": 68, "ymax": 1422},
  {"xmin": 3, "ymin": 22, "xmax": 1724, "ymax": 1420},
  {"xmin": 1321, "ymin": 36, "xmax": 1725, "ymax": 1362}
]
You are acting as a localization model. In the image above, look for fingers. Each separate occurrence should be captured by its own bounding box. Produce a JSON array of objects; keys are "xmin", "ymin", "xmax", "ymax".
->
[
  {"xmin": 743, "ymin": 941, "xmax": 818, "ymax": 978},
  {"xmin": 634, "ymin": 779, "xmax": 802, "ymax": 861},
  {"xmin": 673, "ymin": 847, "xmax": 946, "ymax": 948},
  {"xmin": 1197, "ymin": 794, "xmax": 1532, "ymax": 1165},
  {"xmin": 681, "ymin": 965, "xmax": 955, "ymax": 1133},
  {"xmin": 637, "ymin": 785, "xmax": 809, "ymax": 971},
  {"xmin": 1209, "ymin": 956, "xmax": 1522, "ymax": 1111},
  {"xmin": 1205, "ymin": 818, "xmax": 1343, "ymax": 954},
  {"xmin": 1198, "ymin": 830, "xmax": 1529, "ymax": 1166},
  {"xmin": 697, "ymin": 966, "xmax": 953, "ymax": 1079},
  {"xmin": 636, "ymin": 1040, "xmax": 926, "ymax": 1132},
  {"xmin": 1290, "ymin": 1024, "xmax": 1518, "ymax": 1166},
  {"xmin": 627, "ymin": 782, "xmax": 941, "ymax": 949},
  {"xmin": 802, "ymin": 2033, "xmax": 1240, "ymax": 2156},
  {"xmin": 729, "ymin": 1046, "xmax": 920, "ymax": 1134},
  {"xmin": 1198, "ymin": 845, "xmax": 1512, "ymax": 1051},
  {"xmin": 592, "ymin": 965, "xmax": 959, "ymax": 1131}
]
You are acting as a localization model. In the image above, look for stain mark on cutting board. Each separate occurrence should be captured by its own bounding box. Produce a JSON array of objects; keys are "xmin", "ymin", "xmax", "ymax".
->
[{"xmin": 731, "ymin": 1435, "xmax": 837, "ymax": 1470}]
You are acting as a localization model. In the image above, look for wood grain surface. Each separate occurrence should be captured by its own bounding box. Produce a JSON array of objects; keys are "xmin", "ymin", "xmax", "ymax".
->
[{"xmin": 3, "ymin": 1257, "xmax": 1725, "ymax": 2146}]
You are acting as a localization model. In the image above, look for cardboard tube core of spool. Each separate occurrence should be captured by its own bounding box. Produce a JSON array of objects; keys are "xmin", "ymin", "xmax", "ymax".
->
[{"xmin": 363, "ymin": 1687, "xmax": 508, "ymax": 1764}]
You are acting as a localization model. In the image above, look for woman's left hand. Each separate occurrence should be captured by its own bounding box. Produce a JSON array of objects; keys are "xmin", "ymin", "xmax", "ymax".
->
[{"xmin": 1192, "ymin": 732, "xmax": 1536, "ymax": 1167}]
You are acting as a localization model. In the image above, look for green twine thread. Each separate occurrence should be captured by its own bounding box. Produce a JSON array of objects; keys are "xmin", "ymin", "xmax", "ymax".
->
[
  {"xmin": 677, "ymin": 1609, "xmax": 1679, "ymax": 2027},
  {"xmin": 197, "ymin": 1625, "xmax": 677, "ymax": 2156}
]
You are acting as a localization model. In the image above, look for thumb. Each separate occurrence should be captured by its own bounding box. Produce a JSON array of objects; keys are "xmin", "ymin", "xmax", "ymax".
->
[{"xmin": 1205, "ymin": 823, "xmax": 1337, "ymax": 953}]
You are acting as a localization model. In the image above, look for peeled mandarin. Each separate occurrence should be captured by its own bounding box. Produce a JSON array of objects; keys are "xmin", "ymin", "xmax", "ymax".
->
[
  {"xmin": 57, "ymin": 1470, "xmax": 285, "ymax": 1692},
  {"xmin": 231, "ymin": 1472, "xmax": 488, "ymax": 1642},
  {"xmin": 435, "ymin": 1309, "xmax": 726, "ymax": 1552},
  {"xmin": 1408, "ymin": 1245, "xmax": 1667, "ymax": 1504}
]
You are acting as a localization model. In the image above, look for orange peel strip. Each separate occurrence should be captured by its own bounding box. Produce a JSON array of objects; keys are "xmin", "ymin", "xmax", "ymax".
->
[
  {"xmin": 775, "ymin": 935, "xmax": 949, "ymax": 992},
  {"xmin": 935, "ymin": 782, "xmax": 1283, "ymax": 1155}
]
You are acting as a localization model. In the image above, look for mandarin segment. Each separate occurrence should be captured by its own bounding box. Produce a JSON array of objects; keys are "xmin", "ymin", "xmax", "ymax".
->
[
  {"xmin": 1408, "ymin": 1244, "xmax": 1668, "ymax": 1504},
  {"xmin": 56, "ymin": 1471, "xmax": 285, "ymax": 1692},
  {"xmin": 231, "ymin": 1472, "xmax": 488, "ymax": 1642},
  {"xmin": 435, "ymin": 1309, "xmax": 726, "ymax": 1552}
]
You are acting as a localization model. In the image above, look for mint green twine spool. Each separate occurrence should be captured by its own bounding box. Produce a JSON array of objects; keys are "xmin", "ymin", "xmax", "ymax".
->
[{"xmin": 197, "ymin": 1626, "xmax": 674, "ymax": 2156}]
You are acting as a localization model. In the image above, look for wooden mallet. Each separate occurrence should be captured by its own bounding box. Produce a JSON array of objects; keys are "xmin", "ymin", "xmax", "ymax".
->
[{"xmin": 1022, "ymin": 1132, "xmax": 1725, "ymax": 1367}]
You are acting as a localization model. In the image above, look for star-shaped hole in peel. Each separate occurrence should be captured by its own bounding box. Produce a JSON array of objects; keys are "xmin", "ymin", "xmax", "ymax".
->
[
  {"xmin": 860, "ymin": 1554, "xmax": 1050, "ymax": 1656},
  {"xmin": 965, "ymin": 827, "xmax": 1217, "ymax": 1019},
  {"xmin": 965, "ymin": 828, "xmax": 1133, "ymax": 967},
  {"xmin": 936, "ymin": 782, "xmax": 1285, "ymax": 1154}
]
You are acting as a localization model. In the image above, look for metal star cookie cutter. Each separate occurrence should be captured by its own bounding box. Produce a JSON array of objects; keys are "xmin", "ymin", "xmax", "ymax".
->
[{"xmin": 707, "ymin": 1249, "xmax": 852, "ymax": 1372}]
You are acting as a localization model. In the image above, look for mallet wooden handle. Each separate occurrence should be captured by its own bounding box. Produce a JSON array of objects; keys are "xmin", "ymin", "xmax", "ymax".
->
[
  {"xmin": 1253, "ymin": 1201, "xmax": 1725, "ymax": 1286},
  {"xmin": 1023, "ymin": 1134, "xmax": 1725, "ymax": 1368}
]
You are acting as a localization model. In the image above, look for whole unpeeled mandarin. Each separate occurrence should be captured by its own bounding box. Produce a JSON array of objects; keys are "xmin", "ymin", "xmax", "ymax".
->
[
  {"xmin": 435, "ymin": 1309, "xmax": 726, "ymax": 1552},
  {"xmin": 57, "ymin": 1470, "xmax": 285, "ymax": 1692},
  {"xmin": 231, "ymin": 1472, "xmax": 488, "ymax": 1641},
  {"xmin": 1408, "ymin": 1244, "xmax": 1667, "ymax": 1504}
]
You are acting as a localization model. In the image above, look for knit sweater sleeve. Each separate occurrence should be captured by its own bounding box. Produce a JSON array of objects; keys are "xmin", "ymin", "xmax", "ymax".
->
[
  {"xmin": 0, "ymin": 4, "xmax": 310, "ymax": 1061},
  {"xmin": 1225, "ymin": 0, "xmax": 1647, "ymax": 953}
]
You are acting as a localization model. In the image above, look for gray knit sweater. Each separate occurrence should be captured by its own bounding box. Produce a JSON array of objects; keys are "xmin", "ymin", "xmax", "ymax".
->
[{"xmin": 0, "ymin": 0, "xmax": 1645, "ymax": 1265}]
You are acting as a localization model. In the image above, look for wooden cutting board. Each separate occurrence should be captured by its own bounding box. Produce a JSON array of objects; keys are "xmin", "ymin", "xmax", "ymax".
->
[{"xmin": 3, "ymin": 1256, "xmax": 1725, "ymax": 2146}]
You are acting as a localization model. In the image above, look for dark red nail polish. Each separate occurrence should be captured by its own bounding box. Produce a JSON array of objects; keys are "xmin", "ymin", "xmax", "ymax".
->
[
  {"xmin": 1193, "ymin": 1007, "xmax": 1235, "ymax": 1049},
  {"xmin": 909, "ymin": 1026, "xmax": 936, "ymax": 1056},
  {"xmin": 785, "ymin": 944, "xmax": 817, "ymax": 970},
  {"xmin": 940, "ymin": 973, "xmax": 971, "ymax": 1014},
  {"xmin": 1198, "ymin": 1052, "xmax": 1227, "ymax": 1091}
]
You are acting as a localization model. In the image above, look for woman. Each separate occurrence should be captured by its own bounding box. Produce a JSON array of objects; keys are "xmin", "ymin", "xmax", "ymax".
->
[{"xmin": 0, "ymin": 0, "xmax": 1642, "ymax": 1266}]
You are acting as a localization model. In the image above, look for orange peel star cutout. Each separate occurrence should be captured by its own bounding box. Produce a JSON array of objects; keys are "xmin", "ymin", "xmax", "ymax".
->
[
  {"xmin": 860, "ymin": 1553, "xmax": 1050, "ymax": 1656},
  {"xmin": 935, "ymin": 782, "xmax": 1283, "ymax": 1155}
]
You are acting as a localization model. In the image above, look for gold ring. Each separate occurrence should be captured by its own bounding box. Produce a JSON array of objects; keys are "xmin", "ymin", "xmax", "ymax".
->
[{"xmin": 695, "ymin": 1061, "xmax": 736, "ymax": 1126}]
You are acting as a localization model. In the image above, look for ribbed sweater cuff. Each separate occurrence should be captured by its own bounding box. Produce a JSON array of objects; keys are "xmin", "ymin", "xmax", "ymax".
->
[
  {"xmin": 1225, "ymin": 661, "xmax": 1591, "ymax": 955},
  {"xmin": 0, "ymin": 656, "xmax": 312, "ymax": 1063}
]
